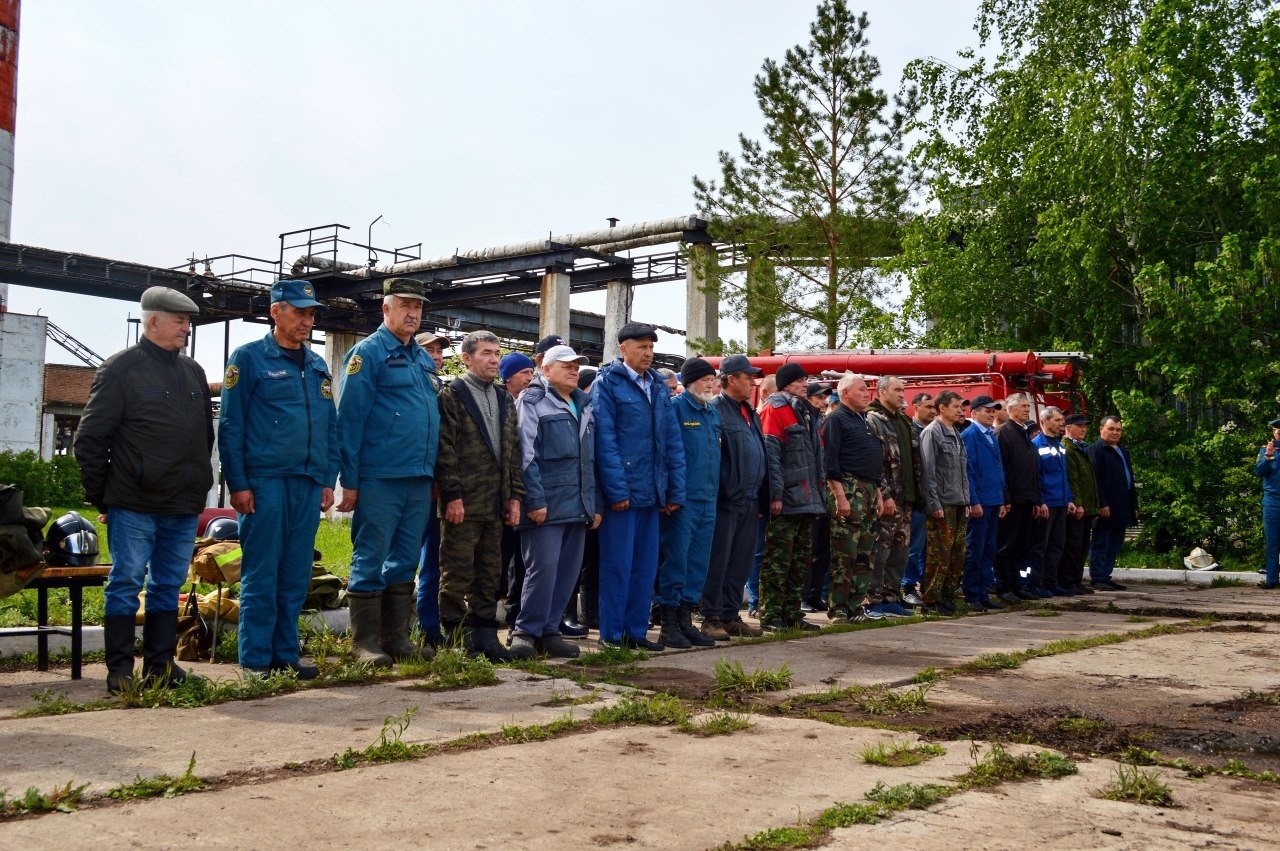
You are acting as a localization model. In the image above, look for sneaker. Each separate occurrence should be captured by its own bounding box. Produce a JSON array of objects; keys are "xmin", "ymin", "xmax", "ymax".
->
[
  {"xmin": 793, "ymin": 619, "xmax": 822, "ymax": 632},
  {"xmin": 918, "ymin": 605, "xmax": 943, "ymax": 616},
  {"xmin": 1106, "ymin": 580, "xmax": 1128, "ymax": 591},
  {"xmin": 901, "ymin": 591, "xmax": 924, "ymax": 607},
  {"xmin": 537, "ymin": 634, "xmax": 580, "ymax": 659},
  {"xmin": 1049, "ymin": 586, "xmax": 1075, "ymax": 596},
  {"xmin": 747, "ymin": 607, "xmax": 759, "ymax": 618},
  {"xmin": 722, "ymin": 618, "xmax": 763, "ymax": 637},
  {"xmin": 998, "ymin": 591, "xmax": 1021, "ymax": 605},
  {"xmin": 828, "ymin": 614, "xmax": 850, "ymax": 625},
  {"xmin": 700, "ymin": 619, "xmax": 732, "ymax": 642},
  {"xmin": 859, "ymin": 606, "xmax": 886, "ymax": 621},
  {"xmin": 799, "ymin": 601, "xmax": 816, "ymax": 613},
  {"xmin": 598, "ymin": 638, "xmax": 628, "ymax": 651},
  {"xmin": 880, "ymin": 602, "xmax": 911, "ymax": 616}
]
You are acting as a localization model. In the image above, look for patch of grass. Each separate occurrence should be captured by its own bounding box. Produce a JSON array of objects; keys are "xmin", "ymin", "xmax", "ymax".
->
[
  {"xmin": 501, "ymin": 714, "xmax": 579, "ymax": 743},
  {"xmin": 107, "ymin": 752, "xmax": 206, "ymax": 801},
  {"xmin": 590, "ymin": 692, "xmax": 688, "ymax": 726},
  {"xmin": 1055, "ymin": 716, "xmax": 1107, "ymax": 737},
  {"xmin": 335, "ymin": 706, "xmax": 423, "ymax": 769},
  {"xmin": 572, "ymin": 646, "xmax": 645, "ymax": 667},
  {"xmin": 1218, "ymin": 759, "xmax": 1280, "ymax": 783},
  {"xmin": 678, "ymin": 712, "xmax": 753, "ymax": 736},
  {"xmin": 1026, "ymin": 608, "xmax": 1063, "ymax": 617},
  {"xmin": 859, "ymin": 683, "xmax": 933, "ymax": 715},
  {"xmin": 956, "ymin": 741, "xmax": 1077, "ymax": 788},
  {"xmin": 712, "ymin": 658, "xmax": 793, "ymax": 695},
  {"xmin": 966, "ymin": 652, "xmax": 1024, "ymax": 671},
  {"xmin": 411, "ymin": 648, "xmax": 500, "ymax": 689},
  {"xmin": 542, "ymin": 687, "xmax": 602, "ymax": 708},
  {"xmin": 1241, "ymin": 688, "xmax": 1280, "ymax": 706},
  {"xmin": 1125, "ymin": 614, "xmax": 1153, "ymax": 623},
  {"xmin": 0, "ymin": 780, "xmax": 89, "ymax": 816},
  {"xmin": 813, "ymin": 801, "xmax": 887, "ymax": 827},
  {"xmin": 912, "ymin": 666, "xmax": 940, "ymax": 684},
  {"xmin": 18, "ymin": 688, "xmax": 117, "ymax": 718},
  {"xmin": 1188, "ymin": 614, "xmax": 1221, "ymax": 626},
  {"xmin": 729, "ymin": 826, "xmax": 818, "ymax": 850},
  {"xmin": 864, "ymin": 781, "xmax": 953, "ymax": 810},
  {"xmin": 861, "ymin": 739, "xmax": 946, "ymax": 767},
  {"xmin": 1120, "ymin": 745, "xmax": 1162, "ymax": 766},
  {"xmin": 502, "ymin": 657, "xmax": 558, "ymax": 677},
  {"xmin": 1099, "ymin": 763, "xmax": 1174, "ymax": 806},
  {"xmin": 1209, "ymin": 576, "xmax": 1244, "ymax": 588},
  {"xmin": 312, "ymin": 517, "xmax": 354, "ymax": 578}
]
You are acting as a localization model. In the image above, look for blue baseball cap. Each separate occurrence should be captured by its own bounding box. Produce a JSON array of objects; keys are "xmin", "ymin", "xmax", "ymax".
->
[{"xmin": 271, "ymin": 279, "xmax": 325, "ymax": 309}]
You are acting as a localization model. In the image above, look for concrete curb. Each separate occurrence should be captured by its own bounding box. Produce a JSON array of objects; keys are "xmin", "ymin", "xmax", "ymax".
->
[{"xmin": 1112, "ymin": 567, "xmax": 1265, "ymax": 585}]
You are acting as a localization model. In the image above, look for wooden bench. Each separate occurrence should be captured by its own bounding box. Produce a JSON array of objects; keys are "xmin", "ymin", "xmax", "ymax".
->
[{"xmin": 13, "ymin": 566, "xmax": 112, "ymax": 680}]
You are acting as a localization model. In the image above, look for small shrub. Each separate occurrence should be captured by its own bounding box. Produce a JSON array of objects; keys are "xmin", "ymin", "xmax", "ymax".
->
[{"xmin": 1099, "ymin": 764, "xmax": 1174, "ymax": 807}]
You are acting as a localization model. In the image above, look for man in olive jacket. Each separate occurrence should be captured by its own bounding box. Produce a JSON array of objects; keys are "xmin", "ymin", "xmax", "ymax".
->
[
  {"xmin": 437, "ymin": 330, "xmax": 526, "ymax": 660},
  {"xmin": 74, "ymin": 286, "xmax": 214, "ymax": 694}
]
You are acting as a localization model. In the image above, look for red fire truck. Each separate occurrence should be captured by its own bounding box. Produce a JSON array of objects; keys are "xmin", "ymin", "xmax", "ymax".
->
[{"xmin": 703, "ymin": 350, "xmax": 1088, "ymax": 421}]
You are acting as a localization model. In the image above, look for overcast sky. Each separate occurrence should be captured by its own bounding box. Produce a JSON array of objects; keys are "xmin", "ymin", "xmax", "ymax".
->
[{"xmin": 5, "ymin": 0, "xmax": 981, "ymax": 376}]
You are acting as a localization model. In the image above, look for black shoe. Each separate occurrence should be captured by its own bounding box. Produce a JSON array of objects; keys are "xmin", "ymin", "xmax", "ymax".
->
[
  {"xmin": 1107, "ymin": 580, "xmax": 1127, "ymax": 590},
  {"xmin": 939, "ymin": 600, "xmax": 957, "ymax": 615},
  {"xmin": 919, "ymin": 605, "xmax": 943, "ymax": 616},
  {"xmin": 998, "ymin": 591, "xmax": 1022, "ymax": 605},
  {"xmin": 598, "ymin": 638, "xmax": 629, "ymax": 651},
  {"xmin": 1046, "ymin": 586, "xmax": 1072, "ymax": 597},
  {"xmin": 799, "ymin": 601, "xmax": 816, "ymax": 613},
  {"xmin": 1015, "ymin": 588, "xmax": 1039, "ymax": 601},
  {"xmin": 1068, "ymin": 584, "xmax": 1094, "ymax": 595},
  {"xmin": 980, "ymin": 596, "xmax": 1004, "ymax": 610},
  {"xmin": 790, "ymin": 619, "xmax": 821, "ymax": 632},
  {"xmin": 559, "ymin": 618, "xmax": 590, "ymax": 638},
  {"xmin": 759, "ymin": 620, "xmax": 786, "ymax": 633},
  {"xmin": 271, "ymin": 661, "xmax": 320, "ymax": 680},
  {"xmin": 627, "ymin": 636, "xmax": 665, "ymax": 652}
]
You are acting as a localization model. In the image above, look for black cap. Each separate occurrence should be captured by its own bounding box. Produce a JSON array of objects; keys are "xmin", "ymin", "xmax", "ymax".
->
[
  {"xmin": 535, "ymin": 334, "xmax": 567, "ymax": 355},
  {"xmin": 577, "ymin": 366, "xmax": 598, "ymax": 391},
  {"xmin": 775, "ymin": 363, "xmax": 807, "ymax": 391},
  {"xmin": 972, "ymin": 395, "xmax": 1002, "ymax": 410},
  {"xmin": 806, "ymin": 381, "xmax": 830, "ymax": 398},
  {"xmin": 617, "ymin": 322, "xmax": 658, "ymax": 343},
  {"xmin": 719, "ymin": 354, "xmax": 762, "ymax": 375},
  {"xmin": 1064, "ymin": 413, "xmax": 1088, "ymax": 426},
  {"xmin": 680, "ymin": 357, "xmax": 715, "ymax": 387}
]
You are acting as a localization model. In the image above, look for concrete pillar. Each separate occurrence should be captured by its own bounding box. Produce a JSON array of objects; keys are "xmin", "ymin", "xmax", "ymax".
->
[
  {"xmin": 685, "ymin": 243, "xmax": 718, "ymax": 356},
  {"xmin": 325, "ymin": 330, "xmax": 363, "ymax": 399},
  {"xmin": 602, "ymin": 279, "xmax": 631, "ymax": 364},
  {"xmin": 539, "ymin": 270, "xmax": 571, "ymax": 343},
  {"xmin": 745, "ymin": 257, "xmax": 777, "ymax": 354}
]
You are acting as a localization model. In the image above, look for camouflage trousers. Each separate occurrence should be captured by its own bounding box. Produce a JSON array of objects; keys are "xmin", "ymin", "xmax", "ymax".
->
[
  {"xmin": 872, "ymin": 503, "xmax": 912, "ymax": 597},
  {"xmin": 828, "ymin": 477, "xmax": 878, "ymax": 618},
  {"xmin": 761, "ymin": 514, "xmax": 815, "ymax": 626},
  {"xmin": 438, "ymin": 517, "xmax": 504, "ymax": 628},
  {"xmin": 923, "ymin": 505, "xmax": 967, "ymax": 605}
]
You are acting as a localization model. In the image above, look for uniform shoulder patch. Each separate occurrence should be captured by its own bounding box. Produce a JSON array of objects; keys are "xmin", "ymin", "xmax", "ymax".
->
[
  {"xmin": 321, "ymin": 377, "xmax": 333, "ymax": 399},
  {"xmin": 346, "ymin": 355, "xmax": 363, "ymax": 375},
  {"xmin": 224, "ymin": 364, "xmax": 239, "ymax": 389}
]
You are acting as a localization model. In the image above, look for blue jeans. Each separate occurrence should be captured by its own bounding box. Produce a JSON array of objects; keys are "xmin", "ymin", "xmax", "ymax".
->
[
  {"xmin": 416, "ymin": 509, "xmax": 441, "ymax": 636},
  {"xmin": 1089, "ymin": 521, "xmax": 1127, "ymax": 582},
  {"xmin": 349, "ymin": 476, "xmax": 432, "ymax": 593},
  {"xmin": 903, "ymin": 508, "xmax": 926, "ymax": 588},
  {"xmin": 746, "ymin": 516, "xmax": 766, "ymax": 609},
  {"xmin": 237, "ymin": 476, "xmax": 322, "ymax": 669},
  {"xmin": 1263, "ymin": 499, "xmax": 1280, "ymax": 584},
  {"xmin": 104, "ymin": 508, "xmax": 199, "ymax": 618},
  {"xmin": 657, "ymin": 498, "xmax": 716, "ymax": 606},
  {"xmin": 963, "ymin": 505, "xmax": 1000, "ymax": 601}
]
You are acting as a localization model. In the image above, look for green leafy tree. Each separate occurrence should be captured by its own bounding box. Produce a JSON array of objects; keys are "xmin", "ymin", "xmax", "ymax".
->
[
  {"xmin": 895, "ymin": 0, "xmax": 1279, "ymax": 554},
  {"xmin": 692, "ymin": 0, "xmax": 919, "ymax": 350}
]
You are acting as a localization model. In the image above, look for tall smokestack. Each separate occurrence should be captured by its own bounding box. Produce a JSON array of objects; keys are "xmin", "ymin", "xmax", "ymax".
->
[{"xmin": 0, "ymin": 1, "xmax": 18, "ymax": 312}]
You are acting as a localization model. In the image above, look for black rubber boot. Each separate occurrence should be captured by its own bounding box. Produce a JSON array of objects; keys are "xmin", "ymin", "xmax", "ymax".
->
[
  {"xmin": 104, "ymin": 615, "xmax": 137, "ymax": 695},
  {"xmin": 346, "ymin": 591, "xmax": 392, "ymax": 667},
  {"xmin": 142, "ymin": 610, "xmax": 188, "ymax": 688},
  {"xmin": 471, "ymin": 626, "xmax": 516, "ymax": 662},
  {"xmin": 678, "ymin": 604, "xmax": 715, "ymax": 647},
  {"xmin": 379, "ymin": 583, "xmax": 422, "ymax": 662},
  {"xmin": 657, "ymin": 605, "xmax": 691, "ymax": 649},
  {"xmin": 577, "ymin": 585, "xmax": 599, "ymax": 629}
]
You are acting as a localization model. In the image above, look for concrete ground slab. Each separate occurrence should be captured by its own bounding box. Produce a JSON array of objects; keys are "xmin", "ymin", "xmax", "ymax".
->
[
  {"xmin": 0, "ymin": 670, "xmax": 615, "ymax": 795},
  {"xmin": 1051, "ymin": 582, "xmax": 1280, "ymax": 619},
  {"xmin": 631, "ymin": 610, "xmax": 1182, "ymax": 693}
]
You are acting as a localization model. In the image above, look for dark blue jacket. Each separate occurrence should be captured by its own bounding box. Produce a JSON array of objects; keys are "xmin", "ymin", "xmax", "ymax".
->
[
  {"xmin": 219, "ymin": 332, "xmax": 338, "ymax": 491},
  {"xmin": 672, "ymin": 393, "xmax": 720, "ymax": 504},
  {"xmin": 591, "ymin": 360, "xmax": 686, "ymax": 508},
  {"xmin": 1255, "ymin": 449, "xmax": 1280, "ymax": 502},
  {"xmin": 710, "ymin": 393, "xmax": 769, "ymax": 511},
  {"xmin": 1089, "ymin": 439, "xmax": 1138, "ymax": 525},
  {"xmin": 963, "ymin": 421, "xmax": 1005, "ymax": 506},
  {"xmin": 1032, "ymin": 433, "xmax": 1073, "ymax": 508},
  {"xmin": 336, "ymin": 324, "xmax": 440, "ymax": 487}
]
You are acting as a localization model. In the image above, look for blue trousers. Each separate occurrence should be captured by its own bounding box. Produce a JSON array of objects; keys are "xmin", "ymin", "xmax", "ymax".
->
[
  {"xmin": 903, "ymin": 508, "xmax": 926, "ymax": 588},
  {"xmin": 416, "ymin": 509, "xmax": 441, "ymax": 636},
  {"xmin": 1264, "ymin": 499, "xmax": 1280, "ymax": 584},
  {"xmin": 349, "ymin": 476, "xmax": 432, "ymax": 593},
  {"xmin": 237, "ymin": 476, "xmax": 322, "ymax": 669},
  {"xmin": 1089, "ymin": 520, "xmax": 1127, "ymax": 583},
  {"xmin": 104, "ymin": 508, "xmax": 199, "ymax": 618},
  {"xmin": 657, "ymin": 498, "xmax": 716, "ymax": 606},
  {"xmin": 963, "ymin": 505, "xmax": 1000, "ymax": 601},
  {"xmin": 516, "ymin": 522, "xmax": 586, "ymax": 638},
  {"xmin": 597, "ymin": 505, "xmax": 659, "ymax": 643}
]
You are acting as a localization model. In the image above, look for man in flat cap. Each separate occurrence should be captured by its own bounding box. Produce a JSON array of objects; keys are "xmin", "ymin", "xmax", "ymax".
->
[
  {"xmin": 219, "ymin": 279, "xmax": 337, "ymax": 678},
  {"xmin": 336, "ymin": 278, "xmax": 439, "ymax": 665},
  {"xmin": 75, "ymin": 286, "xmax": 214, "ymax": 694},
  {"xmin": 592, "ymin": 321, "xmax": 685, "ymax": 651},
  {"xmin": 654, "ymin": 356, "xmax": 720, "ymax": 649},
  {"xmin": 1060, "ymin": 412, "xmax": 1098, "ymax": 595}
]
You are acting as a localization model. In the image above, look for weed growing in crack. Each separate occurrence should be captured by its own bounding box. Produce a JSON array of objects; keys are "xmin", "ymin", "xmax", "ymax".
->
[
  {"xmin": 912, "ymin": 666, "xmax": 940, "ymax": 684},
  {"xmin": 590, "ymin": 692, "xmax": 688, "ymax": 726},
  {"xmin": 713, "ymin": 658, "xmax": 793, "ymax": 695},
  {"xmin": 335, "ymin": 706, "xmax": 423, "ymax": 769},
  {"xmin": 1055, "ymin": 716, "xmax": 1108, "ymax": 737},
  {"xmin": 1100, "ymin": 763, "xmax": 1174, "ymax": 806},
  {"xmin": 956, "ymin": 742, "xmax": 1077, "ymax": 788},
  {"xmin": 0, "ymin": 780, "xmax": 89, "ymax": 816},
  {"xmin": 108, "ymin": 752, "xmax": 206, "ymax": 801},
  {"xmin": 1120, "ymin": 745, "xmax": 1162, "ymax": 766},
  {"xmin": 813, "ymin": 801, "xmax": 887, "ymax": 827},
  {"xmin": 858, "ymin": 683, "xmax": 934, "ymax": 715},
  {"xmin": 861, "ymin": 739, "xmax": 945, "ymax": 767},
  {"xmin": 501, "ymin": 714, "xmax": 579, "ymax": 743},
  {"xmin": 678, "ymin": 712, "xmax": 753, "ymax": 736},
  {"xmin": 864, "ymin": 781, "xmax": 953, "ymax": 810}
]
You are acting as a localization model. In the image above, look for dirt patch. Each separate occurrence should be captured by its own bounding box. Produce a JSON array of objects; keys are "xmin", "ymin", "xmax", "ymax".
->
[{"xmin": 571, "ymin": 664, "xmax": 719, "ymax": 701}]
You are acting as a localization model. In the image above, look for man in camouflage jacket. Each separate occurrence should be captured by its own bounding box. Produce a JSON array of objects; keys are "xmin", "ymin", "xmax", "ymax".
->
[{"xmin": 866, "ymin": 376, "xmax": 922, "ymax": 612}]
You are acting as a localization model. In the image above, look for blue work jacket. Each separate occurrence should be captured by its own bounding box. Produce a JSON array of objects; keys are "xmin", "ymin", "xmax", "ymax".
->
[
  {"xmin": 218, "ymin": 332, "xmax": 338, "ymax": 492},
  {"xmin": 1032, "ymin": 432, "xmax": 1074, "ymax": 507},
  {"xmin": 1254, "ymin": 448, "xmax": 1280, "ymax": 502},
  {"xmin": 963, "ymin": 421, "xmax": 1006, "ymax": 506},
  {"xmin": 672, "ymin": 392, "xmax": 721, "ymax": 503},
  {"xmin": 336, "ymin": 324, "xmax": 440, "ymax": 488},
  {"xmin": 591, "ymin": 360, "xmax": 686, "ymax": 509}
]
